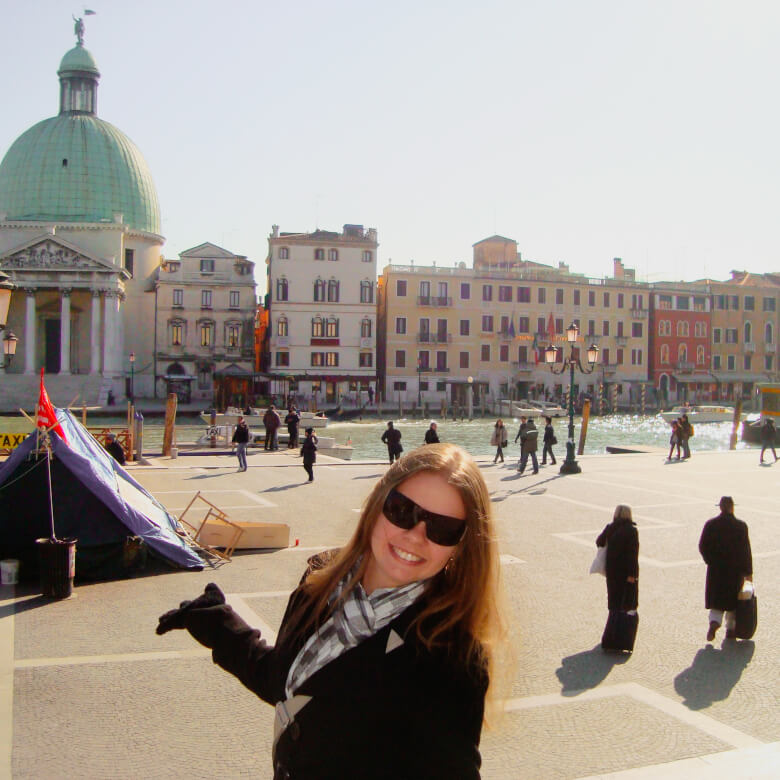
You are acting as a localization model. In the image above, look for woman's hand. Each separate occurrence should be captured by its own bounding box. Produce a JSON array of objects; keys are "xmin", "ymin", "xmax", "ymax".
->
[
  {"xmin": 156, "ymin": 582, "xmax": 227, "ymax": 641},
  {"xmin": 626, "ymin": 576, "xmax": 637, "ymax": 583}
]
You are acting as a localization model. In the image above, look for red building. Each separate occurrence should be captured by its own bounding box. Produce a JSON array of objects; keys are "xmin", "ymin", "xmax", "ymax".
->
[{"xmin": 649, "ymin": 285, "xmax": 713, "ymax": 404}]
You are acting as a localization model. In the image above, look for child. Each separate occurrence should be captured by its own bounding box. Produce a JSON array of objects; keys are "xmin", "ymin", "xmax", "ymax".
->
[{"xmin": 301, "ymin": 427, "xmax": 317, "ymax": 482}]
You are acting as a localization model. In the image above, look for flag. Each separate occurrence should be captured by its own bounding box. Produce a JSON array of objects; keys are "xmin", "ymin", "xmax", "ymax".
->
[
  {"xmin": 37, "ymin": 369, "xmax": 68, "ymax": 443},
  {"xmin": 84, "ymin": 9, "xmax": 97, "ymax": 15},
  {"xmin": 507, "ymin": 314, "xmax": 515, "ymax": 339},
  {"xmin": 532, "ymin": 334, "xmax": 539, "ymax": 364},
  {"xmin": 547, "ymin": 312, "xmax": 556, "ymax": 344}
]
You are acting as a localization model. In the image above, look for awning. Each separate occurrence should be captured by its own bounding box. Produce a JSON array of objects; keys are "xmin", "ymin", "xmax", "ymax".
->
[
  {"xmin": 709, "ymin": 372, "xmax": 772, "ymax": 384},
  {"xmin": 163, "ymin": 374, "xmax": 196, "ymax": 381},
  {"xmin": 213, "ymin": 363, "xmax": 254, "ymax": 378},
  {"xmin": 672, "ymin": 373, "xmax": 715, "ymax": 384}
]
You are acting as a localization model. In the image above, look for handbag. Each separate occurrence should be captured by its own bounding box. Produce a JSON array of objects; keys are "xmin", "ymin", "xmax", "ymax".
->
[
  {"xmin": 735, "ymin": 582, "xmax": 757, "ymax": 639},
  {"xmin": 551, "ymin": 436, "xmax": 558, "ymax": 445},
  {"xmin": 501, "ymin": 439, "xmax": 508, "ymax": 448},
  {"xmin": 589, "ymin": 545, "xmax": 607, "ymax": 576}
]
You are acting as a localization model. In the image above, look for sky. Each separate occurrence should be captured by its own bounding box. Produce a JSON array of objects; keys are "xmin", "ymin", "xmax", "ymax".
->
[{"xmin": 2, "ymin": 0, "xmax": 779, "ymax": 294}]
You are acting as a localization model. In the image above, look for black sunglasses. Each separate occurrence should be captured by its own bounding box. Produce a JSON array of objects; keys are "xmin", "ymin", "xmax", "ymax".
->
[{"xmin": 382, "ymin": 488, "xmax": 467, "ymax": 547}]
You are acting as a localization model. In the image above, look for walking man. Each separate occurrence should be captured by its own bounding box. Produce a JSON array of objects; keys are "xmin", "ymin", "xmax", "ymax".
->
[
  {"xmin": 760, "ymin": 417, "xmax": 777, "ymax": 464},
  {"xmin": 285, "ymin": 406, "xmax": 301, "ymax": 449},
  {"xmin": 515, "ymin": 416, "xmax": 539, "ymax": 475},
  {"xmin": 699, "ymin": 496, "xmax": 753, "ymax": 641},
  {"xmin": 301, "ymin": 427, "xmax": 317, "ymax": 482},
  {"xmin": 381, "ymin": 421, "xmax": 403, "ymax": 463},
  {"xmin": 679, "ymin": 414, "xmax": 693, "ymax": 459},
  {"xmin": 263, "ymin": 405, "xmax": 281, "ymax": 451},
  {"xmin": 541, "ymin": 416, "xmax": 557, "ymax": 465},
  {"xmin": 232, "ymin": 416, "xmax": 250, "ymax": 472}
]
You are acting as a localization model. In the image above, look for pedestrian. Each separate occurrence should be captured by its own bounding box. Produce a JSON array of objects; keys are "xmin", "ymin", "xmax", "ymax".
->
[
  {"xmin": 106, "ymin": 388, "xmax": 115, "ymax": 406},
  {"xmin": 300, "ymin": 427, "xmax": 317, "ymax": 482},
  {"xmin": 381, "ymin": 420, "xmax": 403, "ymax": 463},
  {"xmin": 231, "ymin": 416, "xmax": 250, "ymax": 472},
  {"xmin": 678, "ymin": 414, "xmax": 693, "ymax": 459},
  {"xmin": 104, "ymin": 433, "xmax": 125, "ymax": 465},
  {"xmin": 541, "ymin": 416, "xmax": 557, "ymax": 466},
  {"xmin": 367, "ymin": 385, "xmax": 374, "ymax": 406},
  {"xmin": 157, "ymin": 444, "xmax": 506, "ymax": 779},
  {"xmin": 515, "ymin": 416, "xmax": 539, "ymax": 474},
  {"xmin": 424, "ymin": 421, "xmax": 440, "ymax": 444},
  {"xmin": 699, "ymin": 496, "xmax": 753, "ymax": 642},
  {"xmin": 759, "ymin": 417, "xmax": 778, "ymax": 464},
  {"xmin": 285, "ymin": 406, "xmax": 301, "ymax": 449},
  {"xmin": 490, "ymin": 418, "xmax": 508, "ymax": 464},
  {"xmin": 668, "ymin": 420, "xmax": 681, "ymax": 460},
  {"xmin": 263, "ymin": 405, "xmax": 281, "ymax": 451},
  {"xmin": 596, "ymin": 505, "xmax": 639, "ymax": 649}
]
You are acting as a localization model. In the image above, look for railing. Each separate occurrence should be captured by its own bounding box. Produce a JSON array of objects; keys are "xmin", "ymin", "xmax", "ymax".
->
[
  {"xmin": 675, "ymin": 361, "xmax": 695, "ymax": 372},
  {"xmin": 416, "ymin": 295, "xmax": 452, "ymax": 307},
  {"xmin": 744, "ymin": 342, "xmax": 756, "ymax": 353},
  {"xmin": 603, "ymin": 363, "xmax": 618, "ymax": 374},
  {"xmin": 273, "ymin": 336, "xmax": 289, "ymax": 347},
  {"xmin": 615, "ymin": 336, "xmax": 628, "ymax": 346},
  {"xmin": 360, "ymin": 337, "xmax": 373, "ymax": 348},
  {"xmin": 416, "ymin": 332, "xmax": 452, "ymax": 343},
  {"xmin": 432, "ymin": 366, "xmax": 449, "ymax": 373},
  {"xmin": 510, "ymin": 361, "xmax": 535, "ymax": 371},
  {"xmin": 630, "ymin": 308, "xmax": 648, "ymax": 319}
]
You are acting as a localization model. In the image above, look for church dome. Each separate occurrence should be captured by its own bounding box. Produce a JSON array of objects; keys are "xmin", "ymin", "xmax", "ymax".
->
[{"xmin": 0, "ymin": 44, "xmax": 161, "ymax": 236}]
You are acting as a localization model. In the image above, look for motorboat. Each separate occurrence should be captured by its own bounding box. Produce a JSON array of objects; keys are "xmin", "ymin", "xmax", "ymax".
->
[
  {"xmin": 194, "ymin": 427, "xmax": 353, "ymax": 459},
  {"xmin": 659, "ymin": 405, "xmax": 745, "ymax": 424},
  {"xmin": 199, "ymin": 407, "xmax": 328, "ymax": 428},
  {"xmin": 525, "ymin": 400, "xmax": 567, "ymax": 417}
]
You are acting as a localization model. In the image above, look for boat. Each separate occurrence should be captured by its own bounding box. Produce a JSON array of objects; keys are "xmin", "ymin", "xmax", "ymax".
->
[
  {"xmin": 199, "ymin": 407, "xmax": 328, "ymax": 428},
  {"xmin": 323, "ymin": 405, "xmax": 367, "ymax": 421},
  {"xmin": 741, "ymin": 384, "xmax": 780, "ymax": 444},
  {"xmin": 659, "ymin": 405, "xmax": 745, "ymax": 424},
  {"xmin": 193, "ymin": 427, "xmax": 353, "ymax": 459}
]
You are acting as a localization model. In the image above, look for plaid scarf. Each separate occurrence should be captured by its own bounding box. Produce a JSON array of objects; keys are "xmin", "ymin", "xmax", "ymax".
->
[{"xmin": 285, "ymin": 567, "xmax": 426, "ymax": 698}]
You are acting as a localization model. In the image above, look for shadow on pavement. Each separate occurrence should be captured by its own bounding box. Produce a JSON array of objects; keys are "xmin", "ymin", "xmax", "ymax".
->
[
  {"xmin": 555, "ymin": 645, "xmax": 630, "ymax": 696},
  {"xmin": 261, "ymin": 483, "xmax": 303, "ymax": 492},
  {"xmin": 352, "ymin": 474, "xmax": 385, "ymax": 480},
  {"xmin": 673, "ymin": 640, "xmax": 755, "ymax": 710}
]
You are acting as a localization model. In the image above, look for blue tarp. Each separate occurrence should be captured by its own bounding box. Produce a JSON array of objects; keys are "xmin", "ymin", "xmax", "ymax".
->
[{"xmin": 0, "ymin": 408, "xmax": 202, "ymax": 572}]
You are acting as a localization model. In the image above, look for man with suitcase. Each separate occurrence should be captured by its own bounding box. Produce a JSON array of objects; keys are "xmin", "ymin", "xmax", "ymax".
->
[{"xmin": 699, "ymin": 496, "xmax": 753, "ymax": 642}]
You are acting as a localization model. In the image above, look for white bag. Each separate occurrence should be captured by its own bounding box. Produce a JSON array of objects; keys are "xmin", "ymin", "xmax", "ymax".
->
[
  {"xmin": 589, "ymin": 545, "xmax": 607, "ymax": 576},
  {"xmin": 738, "ymin": 580, "xmax": 755, "ymax": 600}
]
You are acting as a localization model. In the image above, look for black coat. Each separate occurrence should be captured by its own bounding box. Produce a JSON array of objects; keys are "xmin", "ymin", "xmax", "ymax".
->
[
  {"xmin": 543, "ymin": 424, "xmax": 555, "ymax": 445},
  {"xmin": 232, "ymin": 422, "xmax": 250, "ymax": 444},
  {"xmin": 381, "ymin": 427, "xmax": 403, "ymax": 454},
  {"xmin": 285, "ymin": 411, "xmax": 300, "ymax": 432},
  {"xmin": 105, "ymin": 440, "xmax": 126, "ymax": 465},
  {"xmin": 208, "ymin": 565, "xmax": 488, "ymax": 779},
  {"xmin": 424, "ymin": 428, "xmax": 440, "ymax": 444},
  {"xmin": 699, "ymin": 512, "xmax": 752, "ymax": 610},
  {"xmin": 301, "ymin": 437, "xmax": 317, "ymax": 464},
  {"xmin": 596, "ymin": 518, "xmax": 639, "ymax": 611}
]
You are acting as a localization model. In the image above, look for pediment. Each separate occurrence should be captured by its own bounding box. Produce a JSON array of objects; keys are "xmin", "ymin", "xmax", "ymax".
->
[
  {"xmin": 0, "ymin": 235, "xmax": 118, "ymax": 273},
  {"xmin": 179, "ymin": 242, "xmax": 237, "ymax": 259}
]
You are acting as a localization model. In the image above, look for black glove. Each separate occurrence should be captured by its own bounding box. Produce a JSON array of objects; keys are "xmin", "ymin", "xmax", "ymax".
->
[{"xmin": 156, "ymin": 582, "xmax": 226, "ymax": 635}]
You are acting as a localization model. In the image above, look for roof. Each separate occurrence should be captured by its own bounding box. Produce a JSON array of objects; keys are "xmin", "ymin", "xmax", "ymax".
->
[
  {"xmin": 710, "ymin": 371, "xmax": 773, "ymax": 383},
  {"xmin": 473, "ymin": 235, "xmax": 517, "ymax": 246},
  {"xmin": 58, "ymin": 45, "xmax": 100, "ymax": 76}
]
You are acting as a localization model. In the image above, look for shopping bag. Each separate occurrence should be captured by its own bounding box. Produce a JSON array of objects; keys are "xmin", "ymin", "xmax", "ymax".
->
[
  {"xmin": 735, "ymin": 594, "xmax": 757, "ymax": 639},
  {"xmin": 589, "ymin": 545, "xmax": 607, "ymax": 576}
]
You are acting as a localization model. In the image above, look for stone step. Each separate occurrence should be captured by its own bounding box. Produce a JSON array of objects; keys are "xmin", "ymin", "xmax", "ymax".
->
[{"xmin": 0, "ymin": 374, "xmax": 108, "ymax": 412}]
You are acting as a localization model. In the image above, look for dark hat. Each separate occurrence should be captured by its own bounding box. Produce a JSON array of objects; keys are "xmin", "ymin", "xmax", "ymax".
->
[
  {"xmin": 305, "ymin": 427, "xmax": 314, "ymax": 434},
  {"xmin": 718, "ymin": 496, "xmax": 735, "ymax": 509}
]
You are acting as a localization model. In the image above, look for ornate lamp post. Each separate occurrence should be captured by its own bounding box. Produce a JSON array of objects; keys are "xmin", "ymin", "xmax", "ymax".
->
[
  {"xmin": 417, "ymin": 357, "xmax": 422, "ymax": 415},
  {"xmin": 0, "ymin": 271, "xmax": 18, "ymax": 371},
  {"xmin": 545, "ymin": 323, "xmax": 599, "ymax": 474},
  {"xmin": 129, "ymin": 351, "xmax": 135, "ymax": 403},
  {"xmin": 1, "ymin": 331, "xmax": 18, "ymax": 369}
]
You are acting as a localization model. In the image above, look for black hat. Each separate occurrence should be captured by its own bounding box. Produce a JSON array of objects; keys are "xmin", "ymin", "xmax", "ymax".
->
[
  {"xmin": 305, "ymin": 427, "xmax": 314, "ymax": 434},
  {"xmin": 718, "ymin": 496, "xmax": 734, "ymax": 510}
]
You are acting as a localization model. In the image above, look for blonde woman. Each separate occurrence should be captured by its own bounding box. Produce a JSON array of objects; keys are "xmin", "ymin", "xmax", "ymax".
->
[{"xmin": 158, "ymin": 444, "xmax": 505, "ymax": 778}]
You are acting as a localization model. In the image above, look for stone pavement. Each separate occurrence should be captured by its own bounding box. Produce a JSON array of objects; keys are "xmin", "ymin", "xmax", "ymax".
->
[{"xmin": 1, "ymin": 447, "xmax": 778, "ymax": 779}]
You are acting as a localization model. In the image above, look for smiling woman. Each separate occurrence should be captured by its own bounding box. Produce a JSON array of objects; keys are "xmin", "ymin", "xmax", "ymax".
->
[{"xmin": 157, "ymin": 443, "xmax": 506, "ymax": 779}]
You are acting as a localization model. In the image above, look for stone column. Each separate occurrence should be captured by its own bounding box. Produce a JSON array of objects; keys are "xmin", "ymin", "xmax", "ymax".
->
[
  {"xmin": 103, "ymin": 291, "xmax": 117, "ymax": 373},
  {"xmin": 0, "ymin": 327, "xmax": 4, "ymax": 374},
  {"xmin": 90, "ymin": 290, "xmax": 102, "ymax": 375},
  {"xmin": 24, "ymin": 289, "xmax": 36, "ymax": 374},
  {"xmin": 59, "ymin": 289, "xmax": 71, "ymax": 375}
]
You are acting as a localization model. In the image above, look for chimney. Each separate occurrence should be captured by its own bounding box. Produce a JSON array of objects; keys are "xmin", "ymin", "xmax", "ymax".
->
[
  {"xmin": 271, "ymin": 224, "xmax": 279, "ymax": 238},
  {"xmin": 613, "ymin": 257, "xmax": 624, "ymax": 279}
]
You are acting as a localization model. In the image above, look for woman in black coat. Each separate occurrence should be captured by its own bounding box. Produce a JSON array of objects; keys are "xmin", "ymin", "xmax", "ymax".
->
[
  {"xmin": 157, "ymin": 444, "xmax": 505, "ymax": 779},
  {"xmin": 300, "ymin": 427, "xmax": 317, "ymax": 482},
  {"xmin": 596, "ymin": 504, "xmax": 639, "ymax": 612},
  {"xmin": 541, "ymin": 416, "xmax": 556, "ymax": 466}
]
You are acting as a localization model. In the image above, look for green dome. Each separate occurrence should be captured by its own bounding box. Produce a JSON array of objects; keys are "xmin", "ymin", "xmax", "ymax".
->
[
  {"xmin": 58, "ymin": 45, "xmax": 100, "ymax": 76},
  {"xmin": 0, "ymin": 114, "xmax": 161, "ymax": 235}
]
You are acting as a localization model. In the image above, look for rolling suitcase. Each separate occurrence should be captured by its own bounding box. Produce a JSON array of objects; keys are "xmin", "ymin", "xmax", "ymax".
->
[
  {"xmin": 601, "ymin": 609, "xmax": 639, "ymax": 653},
  {"xmin": 735, "ymin": 594, "xmax": 757, "ymax": 639}
]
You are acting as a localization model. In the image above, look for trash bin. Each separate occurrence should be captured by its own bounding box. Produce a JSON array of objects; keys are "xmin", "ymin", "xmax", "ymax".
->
[
  {"xmin": 36, "ymin": 537, "xmax": 77, "ymax": 598},
  {"xmin": 1, "ymin": 559, "xmax": 20, "ymax": 585}
]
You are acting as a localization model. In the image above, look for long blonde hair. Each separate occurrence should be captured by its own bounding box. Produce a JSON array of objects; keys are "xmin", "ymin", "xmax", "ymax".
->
[{"xmin": 294, "ymin": 443, "xmax": 505, "ymax": 690}]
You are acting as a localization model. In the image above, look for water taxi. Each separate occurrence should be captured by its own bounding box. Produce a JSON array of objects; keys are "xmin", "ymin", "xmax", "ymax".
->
[{"xmin": 659, "ymin": 405, "xmax": 744, "ymax": 424}]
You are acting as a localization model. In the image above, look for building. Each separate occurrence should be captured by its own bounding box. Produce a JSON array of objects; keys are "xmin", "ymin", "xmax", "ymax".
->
[
  {"xmin": 0, "ymin": 23, "xmax": 162, "ymax": 404},
  {"xmin": 264, "ymin": 224, "xmax": 378, "ymax": 408},
  {"xmin": 377, "ymin": 238, "xmax": 651, "ymax": 411},
  {"xmin": 155, "ymin": 243, "xmax": 256, "ymax": 405}
]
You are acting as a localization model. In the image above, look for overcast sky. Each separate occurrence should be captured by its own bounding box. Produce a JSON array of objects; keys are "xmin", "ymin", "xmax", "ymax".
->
[{"xmin": 2, "ymin": 1, "xmax": 779, "ymax": 294}]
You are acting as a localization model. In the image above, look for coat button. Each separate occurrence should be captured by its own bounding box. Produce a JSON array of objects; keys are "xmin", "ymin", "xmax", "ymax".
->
[{"xmin": 289, "ymin": 721, "xmax": 301, "ymax": 741}]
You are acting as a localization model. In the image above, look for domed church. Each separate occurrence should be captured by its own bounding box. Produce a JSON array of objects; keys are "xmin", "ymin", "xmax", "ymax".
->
[{"xmin": 0, "ymin": 19, "xmax": 163, "ymax": 404}]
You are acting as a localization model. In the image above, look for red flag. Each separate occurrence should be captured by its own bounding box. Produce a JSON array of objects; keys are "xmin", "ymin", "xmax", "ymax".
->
[
  {"xmin": 547, "ymin": 312, "xmax": 556, "ymax": 344},
  {"xmin": 37, "ymin": 369, "xmax": 68, "ymax": 443}
]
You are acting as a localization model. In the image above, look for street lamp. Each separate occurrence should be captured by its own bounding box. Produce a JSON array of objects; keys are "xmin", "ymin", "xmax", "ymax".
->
[
  {"xmin": 0, "ymin": 271, "xmax": 14, "ymax": 330},
  {"xmin": 467, "ymin": 375, "xmax": 474, "ymax": 421},
  {"xmin": 1, "ymin": 331, "xmax": 18, "ymax": 369},
  {"xmin": 129, "ymin": 351, "xmax": 135, "ymax": 403},
  {"xmin": 545, "ymin": 323, "xmax": 599, "ymax": 474},
  {"xmin": 417, "ymin": 357, "xmax": 422, "ymax": 416}
]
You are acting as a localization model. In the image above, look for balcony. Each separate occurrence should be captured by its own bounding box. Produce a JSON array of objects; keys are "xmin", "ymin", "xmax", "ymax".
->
[
  {"xmin": 766, "ymin": 343, "xmax": 777, "ymax": 353},
  {"xmin": 603, "ymin": 363, "xmax": 618, "ymax": 374},
  {"xmin": 511, "ymin": 361, "xmax": 535, "ymax": 372},
  {"xmin": 744, "ymin": 342, "xmax": 756, "ymax": 353},
  {"xmin": 417, "ymin": 295, "xmax": 452, "ymax": 307},
  {"xmin": 360, "ymin": 337, "xmax": 373, "ymax": 348},
  {"xmin": 416, "ymin": 332, "xmax": 452, "ymax": 344},
  {"xmin": 615, "ymin": 336, "xmax": 628, "ymax": 346},
  {"xmin": 273, "ymin": 336, "xmax": 289, "ymax": 347},
  {"xmin": 432, "ymin": 366, "xmax": 449, "ymax": 373},
  {"xmin": 675, "ymin": 361, "xmax": 695, "ymax": 372},
  {"xmin": 630, "ymin": 308, "xmax": 648, "ymax": 319}
]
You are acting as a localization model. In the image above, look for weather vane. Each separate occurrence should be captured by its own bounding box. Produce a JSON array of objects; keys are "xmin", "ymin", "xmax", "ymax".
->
[{"xmin": 72, "ymin": 9, "xmax": 96, "ymax": 47}]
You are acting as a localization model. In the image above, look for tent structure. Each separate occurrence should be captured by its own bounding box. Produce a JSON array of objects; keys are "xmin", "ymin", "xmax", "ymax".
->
[{"xmin": 0, "ymin": 409, "xmax": 203, "ymax": 580}]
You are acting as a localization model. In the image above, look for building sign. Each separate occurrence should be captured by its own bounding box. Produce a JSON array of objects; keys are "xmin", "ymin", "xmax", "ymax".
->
[{"xmin": 0, "ymin": 433, "xmax": 26, "ymax": 450}]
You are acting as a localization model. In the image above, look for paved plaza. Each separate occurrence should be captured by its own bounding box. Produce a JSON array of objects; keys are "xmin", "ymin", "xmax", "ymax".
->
[{"xmin": 1, "ymin": 446, "xmax": 778, "ymax": 778}]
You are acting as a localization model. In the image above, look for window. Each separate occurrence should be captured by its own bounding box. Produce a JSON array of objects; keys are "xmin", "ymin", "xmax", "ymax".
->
[
  {"xmin": 556, "ymin": 288, "xmax": 564, "ymax": 305},
  {"xmin": 327, "ymin": 279, "xmax": 339, "ymax": 302},
  {"xmin": 678, "ymin": 344, "xmax": 687, "ymax": 363},
  {"xmin": 229, "ymin": 290, "xmax": 240, "ymax": 308},
  {"xmin": 573, "ymin": 289, "xmax": 581, "ymax": 306},
  {"xmin": 436, "ymin": 351, "xmax": 447, "ymax": 371},
  {"xmin": 631, "ymin": 322, "xmax": 643, "ymax": 338},
  {"xmin": 227, "ymin": 324, "xmax": 240, "ymax": 348},
  {"xmin": 314, "ymin": 279, "xmax": 326, "ymax": 301},
  {"xmin": 535, "ymin": 317, "xmax": 544, "ymax": 335},
  {"xmin": 660, "ymin": 344, "xmax": 669, "ymax": 364},
  {"xmin": 617, "ymin": 321, "xmax": 624, "ymax": 337},
  {"xmin": 314, "ymin": 248, "xmax": 325, "ymax": 260},
  {"xmin": 393, "ymin": 381, "xmax": 407, "ymax": 391},
  {"xmin": 763, "ymin": 297, "xmax": 776, "ymax": 312},
  {"xmin": 731, "ymin": 295, "xmax": 739, "ymax": 310},
  {"xmin": 277, "ymin": 317, "xmax": 288, "ymax": 337},
  {"xmin": 617, "ymin": 293, "xmax": 624, "ymax": 309},
  {"xmin": 676, "ymin": 321, "xmax": 689, "ymax": 337},
  {"xmin": 517, "ymin": 286, "xmax": 531, "ymax": 303},
  {"xmin": 694, "ymin": 321, "xmax": 707, "ymax": 338},
  {"xmin": 744, "ymin": 296, "xmax": 755, "ymax": 311},
  {"xmin": 727, "ymin": 355, "xmax": 736, "ymax": 371},
  {"xmin": 418, "ymin": 318, "xmax": 430, "ymax": 340},
  {"xmin": 396, "ymin": 280, "xmax": 407, "ymax": 297},
  {"xmin": 359, "ymin": 353, "xmax": 373, "ymax": 367},
  {"xmin": 603, "ymin": 292, "xmax": 610, "ymax": 308},
  {"xmin": 725, "ymin": 328, "xmax": 738, "ymax": 344},
  {"xmin": 198, "ymin": 368, "xmax": 210, "ymax": 389},
  {"xmin": 480, "ymin": 344, "xmax": 490, "ymax": 361},
  {"xmin": 276, "ymin": 351, "xmax": 290, "ymax": 367},
  {"xmin": 555, "ymin": 318, "xmax": 563, "ymax": 334},
  {"xmin": 418, "ymin": 351, "xmax": 430, "ymax": 370},
  {"xmin": 713, "ymin": 328, "xmax": 721, "ymax": 344},
  {"xmin": 362, "ymin": 250, "xmax": 373, "ymax": 263},
  {"xmin": 631, "ymin": 294, "xmax": 644, "ymax": 310},
  {"xmin": 361, "ymin": 318, "xmax": 372, "ymax": 338},
  {"xmin": 693, "ymin": 296, "xmax": 706, "ymax": 311},
  {"xmin": 631, "ymin": 349, "xmax": 643, "ymax": 365},
  {"xmin": 419, "ymin": 381, "xmax": 429, "ymax": 391},
  {"xmin": 766, "ymin": 322, "xmax": 774, "ymax": 344},
  {"xmin": 360, "ymin": 280, "xmax": 374, "ymax": 303},
  {"xmin": 588, "ymin": 291, "xmax": 595, "ymax": 307},
  {"xmin": 587, "ymin": 320, "xmax": 595, "ymax": 336},
  {"xmin": 500, "ymin": 315, "xmax": 510, "ymax": 334},
  {"xmin": 328, "ymin": 249, "xmax": 339, "ymax": 262},
  {"xmin": 766, "ymin": 355, "xmax": 774, "ymax": 371},
  {"xmin": 602, "ymin": 347, "xmax": 610, "ymax": 364},
  {"xmin": 419, "ymin": 281, "xmax": 430, "ymax": 304},
  {"xmin": 325, "ymin": 318, "xmax": 339, "ymax": 338},
  {"xmin": 276, "ymin": 278, "xmax": 288, "ymax": 301},
  {"xmin": 325, "ymin": 352, "xmax": 339, "ymax": 366},
  {"xmin": 538, "ymin": 288, "xmax": 546, "ymax": 304},
  {"xmin": 171, "ymin": 322, "xmax": 183, "ymax": 346},
  {"xmin": 311, "ymin": 318, "xmax": 323, "ymax": 337},
  {"xmin": 518, "ymin": 316, "xmax": 529, "ymax": 333},
  {"xmin": 311, "ymin": 352, "xmax": 324, "ymax": 367},
  {"xmin": 201, "ymin": 289, "xmax": 212, "ymax": 308},
  {"xmin": 460, "ymin": 352, "xmax": 469, "ymax": 369},
  {"xmin": 460, "ymin": 320, "xmax": 470, "ymax": 336},
  {"xmin": 499, "ymin": 285, "xmax": 512, "ymax": 302},
  {"xmin": 437, "ymin": 282, "xmax": 448, "ymax": 302},
  {"xmin": 744, "ymin": 322, "xmax": 752, "ymax": 343},
  {"xmin": 658, "ymin": 295, "xmax": 672, "ymax": 310},
  {"xmin": 499, "ymin": 344, "xmax": 509, "ymax": 362},
  {"xmin": 124, "ymin": 248, "xmax": 134, "ymax": 276},
  {"xmin": 395, "ymin": 350, "xmax": 406, "ymax": 368},
  {"xmin": 616, "ymin": 348, "xmax": 624, "ymax": 365},
  {"xmin": 172, "ymin": 288, "xmax": 183, "ymax": 307},
  {"xmin": 676, "ymin": 296, "xmax": 689, "ymax": 310},
  {"xmin": 715, "ymin": 294, "xmax": 727, "ymax": 310},
  {"xmin": 697, "ymin": 345, "xmax": 705, "ymax": 365},
  {"xmin": 279, "ymin": 247, "xmax": 289, "ymax": 259},
  {"xmin": 200, "ymin": 258, "xmax": 215, "ymax": 273},
  {"xmin": 395, "ymin": 317, "xmax": 406, "ymax": 335},
  {"xmin": 712, "ymin": 355, "xmax": 721, "ymax": 370},
  {"xmin": 482, "ymin": 285, "xmax": 492, "ymax": 302},
  {"xmin": 200, "ymin": 322, "xmax": 214, "ymax": 347},
  {"xmin": 481, "ymin": 315, "xmax": 494, "ymax": 332},
  {"xmin": 602, "ymin": 320, "xmax": 610, "ymax": 336},
  {"xmin": 460, "ymin": 282, "xmax": 470, "ymax": 300}
]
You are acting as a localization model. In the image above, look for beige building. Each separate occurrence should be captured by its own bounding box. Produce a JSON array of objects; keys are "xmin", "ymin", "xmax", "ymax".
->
[
  {"xmin": 377, "ymin": 236, "xmax": 650, "ymax": 410},
  {"xmin": 154, "ymin": 242, "xmax": 256, "ymax": 404}
]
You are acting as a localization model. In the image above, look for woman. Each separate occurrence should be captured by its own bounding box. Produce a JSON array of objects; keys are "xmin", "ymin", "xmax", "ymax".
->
[
  {"xmin": 157, "ymin": 444, "xmax": 505, "ymax": 779},
  {"xmin": 668, "ymin": 420, "xmax": 681, "ymax": 460},
  {"xmin": 490, "ymin": 419, "xmax": 508, "ymax": 463},
  {"xmin": 301, "ymin": 426, "xmax": 317, "ymax": 482},
  {"xmin": 541, "ymin": 416, "xmax": 556, "ymax": 466},
  {"xmin": 596, "ymin": 505, "xmax": 639, "ymax": 649}
]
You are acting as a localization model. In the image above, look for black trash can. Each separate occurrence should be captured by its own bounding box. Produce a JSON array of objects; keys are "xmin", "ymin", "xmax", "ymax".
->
[{"xmin": 36, "ymin": 537, "xmax": 77, "ymax": 599}]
